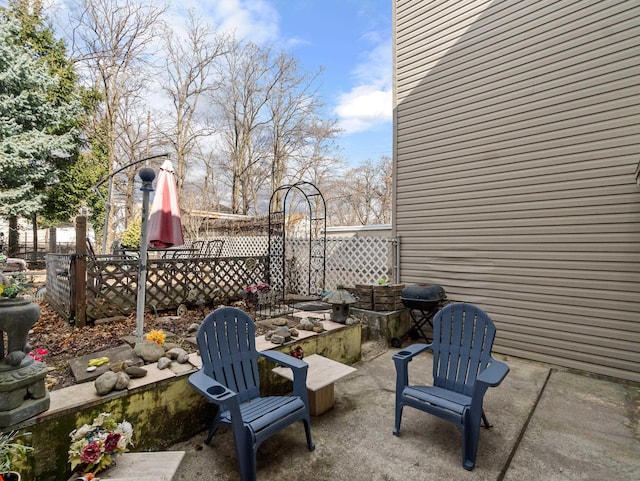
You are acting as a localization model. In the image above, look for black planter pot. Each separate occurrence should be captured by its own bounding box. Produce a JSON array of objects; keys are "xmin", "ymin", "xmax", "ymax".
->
[{"xmin": 0, "ymin": 471, "xmax": 21, "ymax": 481}]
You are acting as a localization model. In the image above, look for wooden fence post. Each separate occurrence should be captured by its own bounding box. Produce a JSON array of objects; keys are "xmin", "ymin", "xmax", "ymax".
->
[
  {"xmin": 48, "ymin": 227, "xmax": 56, "ymax": 253},
  {"xmin": 74, "ymin": 216, "xmax": 87, "ymax": 327}
]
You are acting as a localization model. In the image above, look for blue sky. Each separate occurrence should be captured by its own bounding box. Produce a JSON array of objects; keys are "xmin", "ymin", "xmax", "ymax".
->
[{"xmin": 184, "ymin": 0, "xmax": 393, "ymax": 164}]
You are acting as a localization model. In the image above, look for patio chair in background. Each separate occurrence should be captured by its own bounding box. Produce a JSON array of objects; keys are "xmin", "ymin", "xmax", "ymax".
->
[
  {"xmin": 392, "ymin": 302, "xmax": 510, "ymax": 470},
  {"xmin": 189, "ymin": 306, "xmax": 315, "ymax": 481},
  {"xmin": 191, "ymin": 239, "xmax": 225, "ymax": 257}
]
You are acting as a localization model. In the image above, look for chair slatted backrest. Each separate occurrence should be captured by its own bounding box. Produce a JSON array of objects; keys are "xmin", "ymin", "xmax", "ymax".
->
[
  {"xmin": 431, "ymin": 303, "xmax": 497, "ymax": 396},
  {"xmin": 204, "ymin": 240, "xmax": 224, "ymax": 257},
  {"xmin": 191, "ymin": 240, "xmax": 205, "ymax": 256},
  {"xmin": 197, "ymin": 307, "xmax": 261, "ymax": 403}
]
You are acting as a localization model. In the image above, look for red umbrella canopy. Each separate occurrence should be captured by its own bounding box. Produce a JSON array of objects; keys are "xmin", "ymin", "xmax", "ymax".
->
[{"xmin": 147, "ymin": 159, "xmax": 184, "ymax": 248}]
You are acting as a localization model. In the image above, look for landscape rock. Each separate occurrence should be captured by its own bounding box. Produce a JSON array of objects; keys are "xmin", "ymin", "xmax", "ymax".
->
[
  {"xmin": 270, "ymin": 334, "xmax": 286, "ymax": 344},
  {"xmin": 163, "ymin": 342, "xmax": 181, "ymax": 351},
  {"xmin": 128, "ymin": 357, "xmax": 145, "ymax": 367},
  {"xmin": 115, "ymin": 371, "xmax": 130, "ymax": 390},
  {"xmin": 134, "ymin": 341, "xmax": 165, "ymax": 362},
  {"xmin": 187, "ymin": 323, "xmax": 200, "ymax": 333},
  {"xmin": 166, "ymin": 347, "xmax": 188, "ymax": 360},
  {"xmin": 298, "ymin": 318, "xmax": 325, "ymax": 331},
  {"xmin": 274, "ymin": 326, "xmax": 292, "ymax": 342},
  {"xmin": 125, "ymin": 366, "xmax": 148, "ymax": 378},
  {"xmin": 271, "ymin": 318, "xmax": 288, "ymax": 326},
  {"xmin": 95, "ymin": 371, "xmax": 118, "ymax": 395},
  {"xmin": 157, "ymin": 357, "xmax": 172, "ymax": 370},
  {"xmin": 109, "ymin": 361, "xmax": 127, "ymax": 373},
  {"xmin": 299, "ymin": 318, "xmax": 314, "ymax": 330},
  {"xmin": 176, "ymin": 352, "xmax": 189, "ymax": 364}
]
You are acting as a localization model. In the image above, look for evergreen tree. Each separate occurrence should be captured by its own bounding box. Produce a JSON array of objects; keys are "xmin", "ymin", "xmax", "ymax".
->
[
  {"xmin": 0, "ymin": 11, "xmax": 82, "ymax": 211},
  {"xmin": 2, "ymin": 2, "xmax": 102, "ymax": 228}
]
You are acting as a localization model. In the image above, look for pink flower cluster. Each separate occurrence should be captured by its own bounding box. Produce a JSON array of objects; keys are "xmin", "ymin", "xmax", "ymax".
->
[
  {"xmin": 245, "ymin": 282, "xmax": 270, "ymax": 294},
  {"xmin": 28, "ymin": 347, "xmax": 48, "ymax": 362}
]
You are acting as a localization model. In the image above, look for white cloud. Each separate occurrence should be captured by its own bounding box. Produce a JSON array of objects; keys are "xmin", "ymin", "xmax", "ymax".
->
[
  {"xmin": 334, "ymin": 36, "xmax": 392, "ymax": 134},
  {"xmin": 201, "ymin": 0, "xmax": 280, "ymax": 44},
  {"xmin": 335, "ymin": 86, "xmax": 392, "ymax": 133}
]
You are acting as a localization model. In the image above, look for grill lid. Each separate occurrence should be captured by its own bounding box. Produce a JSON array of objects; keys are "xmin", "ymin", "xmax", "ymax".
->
[{"xmin": 400, "ymin": 284, "xmax": 447, "ymax": 302}]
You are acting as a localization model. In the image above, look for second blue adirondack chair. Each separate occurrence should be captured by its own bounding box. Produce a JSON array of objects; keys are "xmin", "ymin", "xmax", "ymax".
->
[
  {"xmin": 189, "ymin": 306, "xmax": 315, "ymax": 481},
  {"xmin": 392, "ymin": 302, "xmax": 509, "ymax": 470}
]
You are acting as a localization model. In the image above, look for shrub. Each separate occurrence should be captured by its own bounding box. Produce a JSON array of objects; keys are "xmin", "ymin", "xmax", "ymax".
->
[{"xmin": 120, "ymin": 218, "xmax": 142, "ymax": 248}]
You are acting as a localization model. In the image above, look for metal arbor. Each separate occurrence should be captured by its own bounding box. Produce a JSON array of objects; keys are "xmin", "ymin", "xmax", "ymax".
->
[{"xmin": 268, "ymin": 182, "xmax": 326, "ymax": 299}]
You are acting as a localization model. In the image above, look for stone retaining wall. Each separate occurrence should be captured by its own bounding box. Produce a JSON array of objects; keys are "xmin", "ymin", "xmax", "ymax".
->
[{"xmin": 10, "ymin": 323, "xmax": 361, "ymax": 480}]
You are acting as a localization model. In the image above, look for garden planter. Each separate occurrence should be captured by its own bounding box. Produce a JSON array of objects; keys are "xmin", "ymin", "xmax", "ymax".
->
[
  {"xmin": 0, "ymin": 471, "xmax": 21, "ymax": 481},
  {"xmin": 373, "ymin": 284, "xmax": 405, "ymax": 311},
  {"xmin": 0, "ymin": 298, "xmax": 50, "ymax": 427},
  {"xmin": 0, "ymin": 298, "xmax": 40, "ymax": 364}
]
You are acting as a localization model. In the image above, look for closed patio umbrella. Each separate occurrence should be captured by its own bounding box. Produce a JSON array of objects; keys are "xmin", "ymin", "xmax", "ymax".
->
[{"xmin": 147, "ymin": 159, "xmax": 184, "ymax": 248}]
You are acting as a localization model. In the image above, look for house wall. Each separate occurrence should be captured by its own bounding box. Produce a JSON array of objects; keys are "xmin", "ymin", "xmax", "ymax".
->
[{"xmin": 393, "ymin": 0, "xmax": 640, "ymax": 381}]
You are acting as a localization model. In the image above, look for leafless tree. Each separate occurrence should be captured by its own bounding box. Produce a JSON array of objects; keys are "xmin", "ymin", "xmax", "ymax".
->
[
  {"xmin": 69, "ymin": 0, "xmax": 166, "ymax": 247},
  {"xmin": 160, "ymin": 11, "xmax": 226, "ymax": 195},
  {"xmin": 265, "ymin": 52, "xmax": 325, "ymax": 206},
  {"xmin": 212, "ymin": 40, "xmax": 341, "ymax": 216},
  {"xmin": 326, "ymin": 155, "xmax": 392, "ymax": 226},
  {"xmin": 212, "ymin": 39, "xmax": 275, "ymax": 214}
]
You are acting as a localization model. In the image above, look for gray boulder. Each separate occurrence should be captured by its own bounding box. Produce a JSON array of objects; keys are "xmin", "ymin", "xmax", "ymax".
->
[
  {"xmin": 187, "ymin": 323, "xmax": 200, "ymax": 333},
  {"xmin": 95, "ymin": 371, "xmax": 118, "ymax": 395},
  {"xmin": 166, "ymin": 347, "xmax": 188, "ymax": 361},
  {"xmin": 157, "ymin": 357, "xmax": 172, "ymax": 370},
  {"xmin": 134, "ymin": 341, "xmax": 165, "ymax": 362},
  {"xmin": 125, "ymin": 366, "xmax": 148, "ymax": 378},
  {"xmin": 115, "ymin": 371, "xmax": 130, "ymax": 390}
]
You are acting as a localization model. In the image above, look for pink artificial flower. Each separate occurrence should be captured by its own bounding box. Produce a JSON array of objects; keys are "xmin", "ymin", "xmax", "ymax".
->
[
  {"xmin": 104, "ymin": 433, "xmax": 121, "ymax": 452},
  {"xmin": 80, "ymin": 442, "xmax": 102, "ymax": 463},
  {"xmin": 36, "ymin": 348, "xmax": 48, "ymax": 355}
]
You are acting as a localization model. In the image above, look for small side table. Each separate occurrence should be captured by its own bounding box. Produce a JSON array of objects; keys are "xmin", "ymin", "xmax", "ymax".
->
[
  {"xmin": 273, "ymin": 354, "xmax": 356, "ymax": 416},
  {"xmin": 68, "ymin": 451, "xmax": 185, "ymax": 481}
]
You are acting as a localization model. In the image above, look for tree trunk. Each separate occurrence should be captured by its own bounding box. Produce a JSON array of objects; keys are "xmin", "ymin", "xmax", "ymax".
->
[
  {"xmin": 31, "ymin": 212, "xmax": 38, "ymax": 263},
  {"xmin": 8, "ymin": 216, "xmax": 19, "ymax": 257}
]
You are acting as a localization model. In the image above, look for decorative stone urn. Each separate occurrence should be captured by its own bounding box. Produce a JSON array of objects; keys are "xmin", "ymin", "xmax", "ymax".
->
[{"xmin": 0, "ymin": 298, "xmax": 50, "ymax": 427}]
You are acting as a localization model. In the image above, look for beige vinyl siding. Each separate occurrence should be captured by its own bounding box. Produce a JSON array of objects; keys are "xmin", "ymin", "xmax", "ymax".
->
[{"xmin": 393, "ymin": 0, "xmax": 640, "ymax": 381}]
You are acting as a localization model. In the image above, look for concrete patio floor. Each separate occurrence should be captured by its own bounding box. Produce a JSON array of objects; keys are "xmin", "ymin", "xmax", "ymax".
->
[{"xmin": 170, "ymin": 347, "xmax": 640, "ymax": 481}]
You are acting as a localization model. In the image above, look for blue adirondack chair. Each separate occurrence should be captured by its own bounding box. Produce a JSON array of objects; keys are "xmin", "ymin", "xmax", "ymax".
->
[
  {"xmin": 189, "ymin": 306, "xmax": 315, "ymax": 481},
  {"xmin": 392, "ymin": 302, "xmax": 509, "ymax": 470}
]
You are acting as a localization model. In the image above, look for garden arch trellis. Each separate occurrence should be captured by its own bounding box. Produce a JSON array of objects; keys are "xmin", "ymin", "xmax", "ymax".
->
[{"xmin": 268, "ymin": 181, "xmax": 326, "ymax": 299}]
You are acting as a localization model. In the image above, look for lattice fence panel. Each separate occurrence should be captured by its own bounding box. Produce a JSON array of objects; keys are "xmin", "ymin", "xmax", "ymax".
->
[
  {"xmin": 272, "ymin": 236, "xmax": 395, "ymax": 296},
  {"xmin": 44, "ymin": 254, "xmax": 72, "ymax": 319},
  {"xmin": 325, "ymin": 237, "xmax": 394, "ymax": 289},
  {"xmin": 86, "ymin": 258, "xmax": 140, "ymax": 319},
  {"xmin": 85, "ymin": 256, "xmax": 268, "ymax": 321}
]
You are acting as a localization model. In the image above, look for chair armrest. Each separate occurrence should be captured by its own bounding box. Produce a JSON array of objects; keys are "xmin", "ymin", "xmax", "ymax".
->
[
  {"xmin": 476, "ymin": 359, "xmax": 510, "ymax": 388},
  {"xmin": 260, "ymin": 350, "xmax": 309, "ymax": 400},
  {"xmin": 392, "ymin": 343, "xmax": 432, "ymax": 363},
  {"xmin": 188, "ymin": 370, "xmax": 238, "ymax": 405},
  {"xmin": 260, "ymin": 349, "xmax": 308, "ymax": 370},
  {"xmin": 393, "ymin": 343, "xmax": 432, "ymax": 390}
]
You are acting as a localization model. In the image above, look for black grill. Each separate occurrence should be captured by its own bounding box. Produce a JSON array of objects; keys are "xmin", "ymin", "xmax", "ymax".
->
[
  {"xmin": 392, "ymin": 284, "xmax": 447, "ymax": 346},
  {"xmin": 400, "ymin": 284, "xmax": 446, "ymax": 310}
]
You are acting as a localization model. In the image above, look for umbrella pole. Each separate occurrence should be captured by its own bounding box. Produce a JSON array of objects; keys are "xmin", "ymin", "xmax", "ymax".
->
[{"xmin": 136, "ymin": 168, "xmax": 156, "ymax": 343}]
